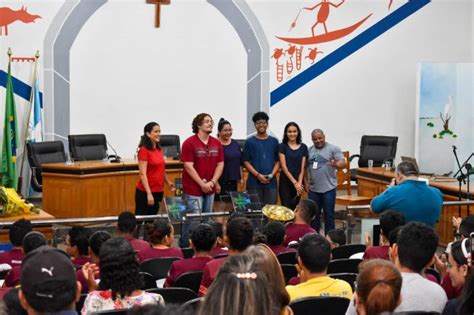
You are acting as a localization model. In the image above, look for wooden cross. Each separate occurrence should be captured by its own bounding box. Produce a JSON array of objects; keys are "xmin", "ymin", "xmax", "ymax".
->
[{"xmin": 147, "ymin": 0, "xmax": 170, "ymax": 28}]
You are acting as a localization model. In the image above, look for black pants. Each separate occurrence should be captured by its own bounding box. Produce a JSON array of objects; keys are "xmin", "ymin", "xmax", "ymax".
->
[
  {"xmin": 135, "ymin": 188, "xmax": 163, "ymax": 216},
  {"xmin": 216, "ymin": 180, "xmax": 238, "ymax": 200},
  {"xmin": 279, "ymin": 175, "xmax": 300, "ymax": 209}
]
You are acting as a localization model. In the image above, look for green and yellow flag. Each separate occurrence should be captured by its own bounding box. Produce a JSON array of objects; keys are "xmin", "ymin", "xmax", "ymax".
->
[{"xmin": 1, "ymin": 58, "xmax": 19, "ymax": 189}]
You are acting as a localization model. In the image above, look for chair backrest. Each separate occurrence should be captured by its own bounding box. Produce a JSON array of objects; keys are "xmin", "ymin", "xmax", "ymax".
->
[
  {"xmin": 182, "ymin": 297, "xmax": 203, "ymax": 312},
  {"xmin": 160, "ymin": 134, "xmax": 181, "ymax": 159},
  {"xmin": 181, "ymin": 247, "xmax": 194, "ymax": 259},
  {"xmin": 140, "ymin": 271, "xmax": 157, "ymax": 290},
  {"xmin": 27, "ymin": 141, "xmax": 67, "ymax": 190},
  {"xmin": 139, "ymin": 257, "xmax": 180, "ymax": 280},
  {"xmin": 336, "ymin": 151, "xmax": 351, "ymax": 195},
  {"xmin": 173, "ymin": 270, "xmax": 204, "ymax": 293},
  {"xmin": 146, "ymin": 287, "xmax": 197, "ymax": 304},
  {"xmin": 289, "ymin": 296, "xmax": 350, "ymax": 315},
  {"xmin": 327, "ymin": 258, "xmax": 362, "ymax": 274},
  {"xmin": 235, "ymin": 139, "xmax": 246, "ymax": 152},
  {"xmin": 280, "ymin": 264, "xmax": 298, "ymax": 285},
  {"xmin": 76, "ymin": 293, "xmax": 88, "ymax": 313},
  {"xmin": 213, "ymin": 253, "xmax": 228, "ymax": 259},
  {"xmin": 331, "ymin": 244, "xmax": 366, "ymax": 260},
  {"xmin": 68, "ymin": 134, "xmax": 108, "ymax": 161},
  {"xmin": 358, "ymin": 135, "xmax": 398, "ymax": 167},
  {"xmin": 91, "ymin": 310, "xmax": 128, "ymax": 315},
  {"xmin": 328, "ymin": 272, "xmax": 358, "ymax": 291},
  {"xmin": 277, "ymin": 251, "xmax": 297, "ymax": 265}
]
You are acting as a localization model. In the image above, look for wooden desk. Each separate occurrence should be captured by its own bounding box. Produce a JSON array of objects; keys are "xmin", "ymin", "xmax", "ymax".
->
[
  {"xmin": 42, "ymin": 159, "xmax": 182, "ymax": 219},
  {"xmin": 0, "ymin": 210, "xmax": 55, "ymax": 242},
  {"xmin": 357, "ymin": 167, "xmax": 470, "ymax": 245}
]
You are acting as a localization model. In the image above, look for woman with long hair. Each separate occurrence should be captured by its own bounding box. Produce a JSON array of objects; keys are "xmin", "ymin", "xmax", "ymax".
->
[{"xmin": 135, "ymin": 122, "xmax": 175, "ymax": 215}]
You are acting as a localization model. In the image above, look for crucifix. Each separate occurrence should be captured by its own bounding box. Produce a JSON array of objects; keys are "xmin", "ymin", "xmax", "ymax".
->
[{"xmin": 146, "ymin": 0, "xmax": 170, "ymax": 28}]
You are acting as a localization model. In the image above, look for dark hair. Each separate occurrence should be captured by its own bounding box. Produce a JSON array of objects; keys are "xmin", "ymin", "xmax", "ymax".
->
[
  {"xmin": 252, "ymin": 232, "xmax": 267, "ymax": 245},
  {"xmin": 356, "ymin": 259, "xmax": 402, "ymax": 315},
  {"xmin": 4, "ymin": 288, "xmax": 27, "ymax": 315},
  {"xmin": 450, "ymin": 239, "xmax": 471, "ymax": 266},
  {"xmin": 89, "ymin": 230, "xmax": 112, "ymax": 257},
  {"xmin": 388, "ymin": 226, "xmax": 402, "ymax": 247},
  {"xmin": 22, "ymin": 231, "xmax": 47, "ymax": 254},
  {"xmin": 9, "ymin": 219, "xmax": 32, "ymax": 246},
  {"xmin": 228, "ymin": 211, "xmax": 246, "ymax": 223},
  {"xmin": 459, "ymin": 215, "xmax": 474, "ymax": 238},
  {"xmin": 138, "ymin": 122, "xmax": 160, "ymax": 150},
  {"xmin": 397, "ymin": 222, "xmax": 439, "ymax": 273},
  {"xmin": 210, "ymin": 222, "xmax": 224, "ymax": 239},
  {"xmin": 252, "ymin": 111, "xmax": 269, "ymax": 123},
  {"xmin": 118, "ymin": 211, "xmax": 138, "ymax": 234},
  {"xmin": 379, "ymin": 211, "xmax": 406, "ymax": 239},
  {"xmin": 327, "ymin": 229, "xmax": 346, "ymax": 246},
  {"xmin": 298, "ymin": 233, "xmax": 331, "ymax": 273},
  {"xmin": 98, "ymin": 237, "xmax": 143, "ymax": 299},
  {"xmin": 192, "ymin": 113, "xmax": 212, "ymax": 134},
  {"xmin": 297, "ymin": 199, "xmax": 318, "ymax": 223},
  {"xmin": 68, "ymin": 226, "xmax": 92, "ymax": 256},
  {"xmin": 191, "ymin": 224, "xmax": 216, "ymax": 252},
  {"xmin": 282, "ymin": 122, "xmax": 302, "ymax": 144},
  {"xmin": 226, "ymin": 217, "xmax": 254, "ymax": 251},
  {"xmin": 146, "ymin": 218, "xmax": 173, "ymax": 245},
  {"xmin": 217, "ymin": 118, "xmax": 231, "ymax": 136},
  {"xmin": 396, "ymin": 161, "xmax": 418, "ymax": 176},
  {"xmin": 263, "ymin": 221, "xmax": 286, "ymax": 246}
]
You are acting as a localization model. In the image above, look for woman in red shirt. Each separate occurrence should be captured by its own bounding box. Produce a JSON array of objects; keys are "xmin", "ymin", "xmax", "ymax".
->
[{"xmin": 135, "ymin": 122, "xmax": 175, "ymax": 215}]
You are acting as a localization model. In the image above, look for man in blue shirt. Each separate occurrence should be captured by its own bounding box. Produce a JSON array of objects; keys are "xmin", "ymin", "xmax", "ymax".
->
[{"xmin": 371, "ymin": 161, "xmax": 443, "ymax": 226}]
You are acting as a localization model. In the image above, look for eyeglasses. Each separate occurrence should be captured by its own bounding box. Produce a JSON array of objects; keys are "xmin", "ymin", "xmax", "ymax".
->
[{"xmin": 255, "ymin": 120, "xmax": 268, "ymax": 126}]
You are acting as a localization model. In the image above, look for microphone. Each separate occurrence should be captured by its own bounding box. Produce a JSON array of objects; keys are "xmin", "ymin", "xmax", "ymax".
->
[
  {"xmin": 106, "ymin": 140, "xmax": 121, "ymax": 163},
  {"xmin": 452, "ymin": 145, "xmax": 457, "ymax": 151}
]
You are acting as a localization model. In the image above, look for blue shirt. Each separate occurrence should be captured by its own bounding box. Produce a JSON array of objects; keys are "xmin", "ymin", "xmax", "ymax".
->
[
  {"xmin": 371, "ymin": 179, "xmax": 443, "ymax": 226},
  {"xmin": 221, "ymin": 139, "xmax": 242, "ymax": 181},
  {"xmin": 243, "ymin": 135, "xmax": 279, "ymax": 188},
  {"xmin": 278, "ymin": 143, "xmax": 308, "ymax": 180}
]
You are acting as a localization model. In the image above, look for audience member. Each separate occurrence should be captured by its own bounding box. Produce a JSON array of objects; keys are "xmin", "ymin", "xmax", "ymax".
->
[
  {"xmin": 326, "ymin": 228, "xmax": 346, "ymax": 249},
  {"xmin": 199, "ymin": 217, "xmax": 254, "ymax": 296},
  {"xmin": 364, "ymin": 210, "xmax": 405, "ymax": 260},
  {"xmin": 286, "ymin": 233, "xmax": 352, "ymax": 301},
  {"xmin": 354, "ymin": 259, "xmax": 402, "ymax": 315},
  {"xmin": 164, "ymin": 223, "xmax": 216, "ymax": 287},
  {"xmin": 284, "ymin": 199, "xmax": 317, "ymax": 246},
  {"xmin": 454, "ymin": 265, "xmax": 474, "ymax": 315},
  {"xmin": 252, "ymin": 232, "xmax": 267, "ymax": 245},
  {"xmin": 263, "ymin": 221, "xmax": 295, "ymax": 255},
  {"xmin": 66, "ymin": 226, "xmax": 92, "ymax": 268},
  {"xmin": 197, "ymin": 255, "xmax": 274, "ymax": 315},
  {"xmin": 371, "ymin": 162, "xmax": 443, "ymax": 226},
  {"xmin": 0, "ymin": 219, "xmax": 32, "ymax": 267},
  {"xmin": 137, "ymin": 219, "xmax": 183, "ymax": 262},
  {"xmin": 82, "ymin": 237, "xmax": 164, "ymax": 313},
  {"xmin": 117, "ymin": 211, "xmax": 150, "ymax": 252},
  {"xmin": 19, "ymin": 246, "xmax": 81, "ymax": 314},
  {"xmin": 3, "ymin": 288, "xmax": 27, "ymax": 315},
  {"xmin": 209, "ymin": 222, "xmax": 227, "ymax": 257}
]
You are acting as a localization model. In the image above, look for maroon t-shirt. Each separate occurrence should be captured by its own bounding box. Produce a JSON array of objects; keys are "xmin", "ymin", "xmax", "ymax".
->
[
  {"xmin": 123, "ymin": 236, "xmax": 150, "ymax": 252},
  {"xmin": 210, "ymin": 246, "xmax": 228, "ymax": 257},
  {"xmin": 137, "ymin": 247, "xmax": 184, "ymax": 262},
  {"xmin": 164, "ymin": 256, "xmax": 212, "ymax": 287},
  {"xmin": 181, "ymin": 135, "xmax": 224, "ymax": 196},
  {"xmin": 285, "ymin": 223, "xmax": 316, "ymax": 246},
  {"xmin": 199, "ymin": 257, "xmax": 227, "ymax": 296},
  {"xmin": 363, "ymin": 245, "xmax": 390, "ymax": 260},
  {"xmin": 136, "ymin": 147, "xmax": 166, "ymax": 193},
  {"xmin": 441, "ymin": 272, "xmax": 462, "ymax": 299},
  {"xmin": 72, "ymin": 256, "xmax": 90, "ymax": 268},
  {"xmin": 3, "ymin": 265, "xmax": 21, "ymax": 287},
  {"xmin": 269, "ymin": 245, "xmax": 297, "ymax": 256},
  {"xmin": 0, "ymin": 248, "xmax": 24, "ymax": 267}
]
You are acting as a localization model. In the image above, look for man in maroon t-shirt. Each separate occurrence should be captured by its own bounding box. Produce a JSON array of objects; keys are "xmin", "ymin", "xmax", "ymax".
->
[
  {"xmin": 263, "ymin": 221, "xmax": 296, "ymax": 256},
  {"xmin": 0, "ymin": 219, "xmax": 32, "ymax": 268},
  {"xmin": 364, "ymin": 210, "xmax": 405, "ymax": 260},
  {"xmin": 116, "ymin": 211, "xmax": 150, "ymax": 252},
  {"xmin": 285, "ymin": 199, "xmax": 318, "ymax": 246}
]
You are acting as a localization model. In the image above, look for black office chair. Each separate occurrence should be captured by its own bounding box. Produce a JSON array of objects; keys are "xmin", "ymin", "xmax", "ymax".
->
[
  {"xmin": 27, "ymin": 141, "xmax": 67, "ymax": 192},
  {"xmin": 331, "ymin": 244, "xmax": 366, "ymax": 260},
  {"xmin": 328, "ymin": 272, "xmax": 358, "ymax": 291},
  {"xmin": 281, "ymin": 264, "xmax": 298, "ymax": 285},
  {"xmin": 91, "ymin": 310, "xmax": 128, "ymax": 315},
  {"xmin": 68, "ymin": 134, "xmax": 111, "ymax": 161},
  {"xmin": 160, "ymin": 135, "xmax": 181, "ymax": 159},
  {"xmin": 173, "ymin": 270, "xmax": 203, "ymax": 293},
  {"xmin": 235, "ymin": 139, "xmax": 246, "ymax": 152},
  {"xmin": 181, "ymin": 247, "xmax": 194, "ymax": 259},
  {"xmin": 182, "ymin": 297, "xmax": 203, "ymax": 312},
  {"xmin": 213, "ymin": 253, "xmax": 228, "ymax": 259},
  {"xmin": 289, "ymin": 296, "xmax": 350, "ymax": 315},
  {"xmin": 146, "ymin": 287, "xmax": 197, "ymax": 304},
  {"xmin": 327, "ymin": 258, "xmax": 362, "ymax": 274},
  {"xmin": 350, "ymin": 135, "xmax": 398, "ymax": 181},
  {"xmin": 139, "ymin": 257, "xmax": 180, "ymax": 280},
  {"xmin": 140, "ymin": 271, "xmax": 157, "ymax": 290},
  {"xmin": 277, "ymin": 251, "xmax": 297, "ymax": 265}
]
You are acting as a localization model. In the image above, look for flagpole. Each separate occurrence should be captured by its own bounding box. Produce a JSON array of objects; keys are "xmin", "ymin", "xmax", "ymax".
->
[{"xmin": 17, "ymin": 50, "xmax": 40, "ymax": 195}]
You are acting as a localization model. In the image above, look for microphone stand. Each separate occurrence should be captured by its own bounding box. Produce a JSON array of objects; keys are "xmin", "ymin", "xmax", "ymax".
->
[
  {"xmin": 453, "ymin": 150, "xmax": 474, "ymax": 216},
  {"xmin": 106, "ymin": 140, "xmax": 122, "ymax": 163},
  {"xmin": 452, "ymin": 146, "xmax": 465, "ymax": 217}
]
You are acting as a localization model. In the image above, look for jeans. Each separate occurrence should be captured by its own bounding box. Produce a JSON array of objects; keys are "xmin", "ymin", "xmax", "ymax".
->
[
  {"xmin": 308, "ymin": 189, "xmax": 336, "ymax": 234},
  {"xmin": 179, "ymin": 193, "xmax": 215, "ymax": 248}
]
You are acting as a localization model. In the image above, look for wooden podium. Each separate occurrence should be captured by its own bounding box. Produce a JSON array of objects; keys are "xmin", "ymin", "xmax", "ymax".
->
[{"xmin": 41, "ymin": 159, "xmax": 182, "ymax": 219}]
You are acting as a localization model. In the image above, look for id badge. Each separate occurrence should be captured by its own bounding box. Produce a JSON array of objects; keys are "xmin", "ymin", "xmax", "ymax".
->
[{"xmin": 312, "ymin": 161, "xmax": 318, "ymax": 169}]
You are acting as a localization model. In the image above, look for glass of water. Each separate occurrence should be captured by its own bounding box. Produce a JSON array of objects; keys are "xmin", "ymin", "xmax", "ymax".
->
[
  {"xmin": 368, "ymin": 159, "xmax": 374, "ymax": 169},
  {"xmin": 385, "ymin": 161, "xmax": 392, "ymax": 171}
]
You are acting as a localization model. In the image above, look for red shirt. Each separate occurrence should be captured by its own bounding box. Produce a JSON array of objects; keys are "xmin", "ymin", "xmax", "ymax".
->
[
  {"xmin": 3, "ymin": 265, "xmax": 21, "ymax": 287},
  {"xmin": 363, "ymin": 245, "xmax": 390, "ymax": 260},
  {"xmin": 123, "ymin": 235, "xmax": 150, "ymax": 252},
  {"xmin": 269, "ymin": 245, "xmax": 297, "ymax": 256},
  {"xmin": 441, "ymin": 272, "xmax": 462, "ymax": 299},
  {"xmin": 164, "ymin": 256, "xmax": 212, "ymax": 287},
  {"xmin": 137, "ymin": 247, "xmax": 184, "ymax": 262},
  {"xmin": 0, "ymin": 248, "xmax": 24, "ymax": 267},
  {"xmin": 72, "ymin": 256, "xmax": 90, "ymax": 269},
  {"xmin": 136, "ymin": 146, "xmax": 166, "ymax": 193},
  {"xmin": 199, "ymin": 257, "xmax": 227, "ymax": 296},
  {"xmin": 181, "ymin": 135, "xmax": 224, "ymax": 196},
  {"xmin": 285, "ymin": 223, "xmax": 316, "ymax": 246}
]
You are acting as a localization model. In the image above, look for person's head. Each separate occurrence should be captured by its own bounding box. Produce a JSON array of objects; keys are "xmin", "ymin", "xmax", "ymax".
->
[
  {"xmin": 210, "ymin": 221, "xmax": 224, "ymax": 247},
  {"xmin": 145, "ymin": 218, "xmax": 174, "ymax": 246},
  {"xmin": 98, "ymin": 237, "xmax": 142, "ymax": 298},
  {"xmin": 447, "ymin": 239, "xmax": 471, "ymax": 289},
  {"xmin": 22, "ymin": 231, "xmax": 47, "ymax": 254},
  {"xmin": 379, "ymin": 210, "xmax": 406, "ymax": 241},
  {"xmin": 192, "ymin": 113, "xmax": 213, "ymax": 135},
  {"xmin": 394, "ymin": 161, "xmax": 419, "ymax": 183},
  {"xmin": 19, "ymin": 246, "xmax": 81, "ymax": 314},
  {"xmin": 197, "ymin": 255, "xmax": 274, "ymax": 315},
  {"xmin": 9, "ymin": 219, "xmax": 32, "ymax": 247},
  {"xmin": 394, "ymin": 222, "xmax": 439, "ymax": 273},
  {"xmin": 298, "ymin": 233, "xmax": 331, "ymax": 273},
  {"xmin": 4, "ymin": 288, "xmax": 27, "ymax": 315},
  {"xmin": 326, "ymin": 229, "xmax": 346, "ymax": 248},
  {"xmin": 217, "ymin": 118, "xmax": 232, "ymax": 140},
  {"xmin": 252, "ymin": 232, "xmax": 267, "ymax": 245},
  {"xmin": 263, "ymin": 221, "xmax": 286, "ymax": 246},
  {"xmin": 66, "ymin": 226, "xmax": 92, "ymax": 257},
  {"xmin": 117, "ymin": 211, "xmax": 139, "ymax": 235},
  {"xmin": 225, "ymin": 217, "xmax": 254, "ymax": 252},
  {"xmin": 282, "ymin": 122, "xmax": 302, "ymax": 144},
  {"xmin": 295, "ymin": 199, "xmax": 318, "ymax": 224},
  {"xmin": 355, "ymin": 259, "xmax": 402, "ymax": 315},
  {"xmin": 88, "ymin": 230, "xmax": 112, "ymax": 263},
  {"xmin": 252, "ymin": 111, "xmax": 269, "ymax": 135},
  {"xmin": 190, "ymin": 224, "xmax": 216, "ymax": 253},
  {"xmin": 311, "ymin": 129, "xmax": 326, "ymax": 149},
  {"xmin": 244, "ymin": 244, "xmax": 290, "ymax": 310},
  {"xmin": 139, "ymin": 122, "xmax": 161, "ymax": 150},
  {"xmin": 459, "ymin": 215, "xmax": 474, "ymax": 239}
]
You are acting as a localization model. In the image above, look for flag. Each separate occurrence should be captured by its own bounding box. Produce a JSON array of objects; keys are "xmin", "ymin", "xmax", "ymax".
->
[
  {"xmin": 1, "ymin": 59, "xmax": 19, "ymax": 189},
  {"xmin": 28, "ymin": 77, "xmax": 43, "ymax": 142}
]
